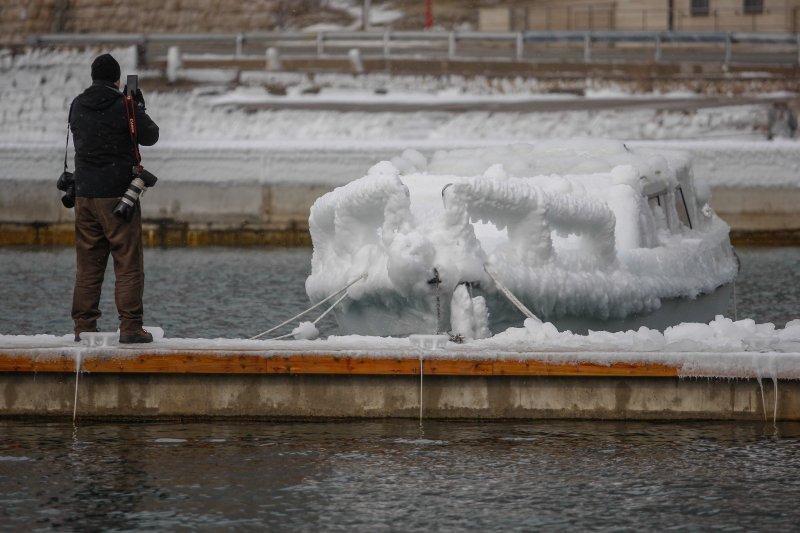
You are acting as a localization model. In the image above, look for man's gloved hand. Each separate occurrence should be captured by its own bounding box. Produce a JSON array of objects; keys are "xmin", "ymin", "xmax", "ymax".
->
[
  {"xmin": 134, "ymin": 88, "xmax": 145, "ymax": 109},
  {"xmin": 122, "ymin": 85, "xmax": 146, "ymax": 109}
]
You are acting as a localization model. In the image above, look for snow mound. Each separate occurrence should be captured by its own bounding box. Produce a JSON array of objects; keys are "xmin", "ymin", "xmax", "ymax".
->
[
  {"xmin": 291, "ymin": 321, "xmax": 320, "ymax": 340},
  {"xmin": 479, "ymin": 315, "xmax": 794, "ymax": 354}
]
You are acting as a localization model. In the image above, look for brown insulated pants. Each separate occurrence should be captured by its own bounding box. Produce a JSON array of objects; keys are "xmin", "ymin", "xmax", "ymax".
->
[{"xmin": 71, "ymin": 197, "xmax": 145, "ymax": 335}]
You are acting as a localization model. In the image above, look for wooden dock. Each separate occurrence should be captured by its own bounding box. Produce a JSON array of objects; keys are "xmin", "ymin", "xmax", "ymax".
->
[
  {"xmin": 0, "ymin": 352, "xmax": 681, "ymax": 377},
  {"xmin": 1, "ymin": 347, "xmax": 798, "ymax": 421}
]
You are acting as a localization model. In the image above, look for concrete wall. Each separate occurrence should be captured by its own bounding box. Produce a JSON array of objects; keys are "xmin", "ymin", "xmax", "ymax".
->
[
  {"xmin": 710, "ymin": 187, "xmax": 800, "ymax": 231},
  {"xmin": 478, "ymin": 8, "xmax": 511, "ymax": 32},
  {"xmin": 0, "ymin": 0, "xmax": 65, "ymax": 43},
  {"xmin": 2, "ymin": 142, "xmax": 799, "ymax": 244},
  {"xmin": 0, "ymin": 144, "xmax": 380, "ymax": 236},
  {"xmin": 526, "ymin": 1, "xmax": 618, "ymax": 31},
  {"xmin": 0, "ymin": 0, "xmax": 318, "ymax": 45},
  {"xmin": 2, "ymin": 372, "xmax": 799, "ymax": 420},
  {"xmin": 0, "ymin": 178, "xmax": 329, "ymax": 229}
]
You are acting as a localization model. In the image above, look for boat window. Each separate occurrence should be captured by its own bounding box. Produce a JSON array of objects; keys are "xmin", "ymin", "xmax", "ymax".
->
[
  {"xmin": 647, "ymin": 194, "xmax": 662, "ymax": 211},
  {"xmin": 647, "ymin": 194, "xmax": 670, "ymax": 231},
  {"xmin": 675, "ymin": 186, "xmax": 693, "ymax": 229}
]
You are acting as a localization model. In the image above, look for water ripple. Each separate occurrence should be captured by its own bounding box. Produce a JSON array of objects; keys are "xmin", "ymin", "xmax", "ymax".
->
[{"xmin": 1, "ymin": 420, "xmax": 799, "ymax": 530}]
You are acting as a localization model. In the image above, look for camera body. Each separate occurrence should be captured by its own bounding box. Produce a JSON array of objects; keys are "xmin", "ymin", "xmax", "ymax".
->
[
  {"xmin": 56, "ymin": 170, "xmax": 76, "ymax": 208},
  {"xmin": 112, "ymin": 165, "xmax": 158, "ymax": 222}
]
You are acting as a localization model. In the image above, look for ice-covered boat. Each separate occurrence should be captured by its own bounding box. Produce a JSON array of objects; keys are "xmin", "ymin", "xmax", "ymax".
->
[{"xmin": 306, "ymin": 140, "xmax": 738, "ymax": 338}]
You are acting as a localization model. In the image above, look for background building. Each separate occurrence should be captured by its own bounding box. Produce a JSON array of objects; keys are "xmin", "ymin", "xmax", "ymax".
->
[
  {"xmin": 479, "ymin": 0, "xmax": 800, "ymax": 32},
  {"xmin": 3, "ymin": 1, "xmax": 799, "ymax": 46}
]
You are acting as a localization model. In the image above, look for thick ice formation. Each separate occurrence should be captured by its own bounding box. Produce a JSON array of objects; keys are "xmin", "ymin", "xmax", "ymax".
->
[
  {"xmin": 450, "ymin": 284, "xmax": 491, "ymax": 341},
  {"xmin": 480, "ymin": 315, "xmax": 800, "ymax": 355},
  {"xmin": 307, "ymin": 140, "xmax": 738, "ymax": 337}
]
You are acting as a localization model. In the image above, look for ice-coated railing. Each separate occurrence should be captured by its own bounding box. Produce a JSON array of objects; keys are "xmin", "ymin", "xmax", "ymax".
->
[
  {"xmin": 22, "ymin": 30, "xmax": 800, "ymax": 67},
  {"xmin": 444, "ymin": 177, "xmax": 617, "ymax": 269}
]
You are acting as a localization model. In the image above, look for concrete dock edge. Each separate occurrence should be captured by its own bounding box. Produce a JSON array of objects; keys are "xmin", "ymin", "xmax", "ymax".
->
[
  {"xmin": 2, "ymin": 373, "xmax": 798, "ymax": 421},
  {"xmin": 1, "ymin": 352, "xmax": 798, "ymax": 420}
]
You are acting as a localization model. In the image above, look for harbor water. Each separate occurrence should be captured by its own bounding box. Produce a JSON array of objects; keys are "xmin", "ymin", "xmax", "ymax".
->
[
  {"xmin": 1, "ymin": 420, "xmax": 800, "ymax": 530},
  {"xmin": 1, "ymin": 246, "xmax": 799, "ymax": 530},
  {"xmin": 0, "ymin": 246, "xmax": 798, "ymax": 338}
]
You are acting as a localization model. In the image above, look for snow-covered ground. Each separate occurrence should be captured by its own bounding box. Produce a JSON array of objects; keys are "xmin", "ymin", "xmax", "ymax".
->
[
  {"xmin": 1, "ymin": 316, "xmax": 800, "ymax": 379},
  {"xmin": 2, "ymin": 78, "xmax": 773, "ymax": 146},
  {"xmin": 302, "ymin": 0, "xmax": 403, "ymax": 32},
  {"xmin": 4, "ymin": 47, "xmax": 798, "ymax": 190},
  {"xmin": 1, "ymin": 46, "xmax": 790, "ymax": 147}
]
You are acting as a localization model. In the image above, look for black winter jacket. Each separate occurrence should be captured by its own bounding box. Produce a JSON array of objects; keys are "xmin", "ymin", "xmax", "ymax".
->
[{"xmin": 69, "ymin": 80, "xmax": 159, "ymax": 198}]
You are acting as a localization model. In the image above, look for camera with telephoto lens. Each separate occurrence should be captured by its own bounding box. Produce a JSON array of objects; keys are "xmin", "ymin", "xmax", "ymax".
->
[
  {"xmin": 112, "ymin": 166, "xmax": 158, "ymax": 222},
  {"xmin": 56, "ymin": 170, "xmax": 76, "ymax": 208}
]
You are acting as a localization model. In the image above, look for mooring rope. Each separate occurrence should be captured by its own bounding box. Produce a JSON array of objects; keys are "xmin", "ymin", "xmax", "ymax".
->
[
  {"xmin": 733, "ymin": 249, "xmax": 741, "ymax": 322},
  {"xmin": 249, "ymin": 273, "xmax": 367, "ymax": 340},
  {"xmin": 483, "ymin": 265, "xmax": 537, "ymax": 320},
  {"xmin": 312, "ymin": 290, "xmax": 349, "ymax": 325},
  {"xmin": 268, "ymin": 291, "xmax": 351, "ymax": 341}
]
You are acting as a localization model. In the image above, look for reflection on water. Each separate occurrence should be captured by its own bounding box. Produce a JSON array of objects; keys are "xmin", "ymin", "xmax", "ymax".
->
[
  {"xmin": 733, "ymin": 246, "xmax": 800, "ymax": 327},
  {"xmin": 0, "ymin": 246, "xmax": 798, "ymax": 338},
  {"xmin": 1, "ymin": 420, "xmax": 799, "ymax": 530}
]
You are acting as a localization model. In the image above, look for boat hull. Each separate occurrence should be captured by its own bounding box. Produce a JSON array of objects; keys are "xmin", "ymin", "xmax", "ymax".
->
[{"xmin": 333, "ymin": 283, "xmax": 734, "ymax": 337}]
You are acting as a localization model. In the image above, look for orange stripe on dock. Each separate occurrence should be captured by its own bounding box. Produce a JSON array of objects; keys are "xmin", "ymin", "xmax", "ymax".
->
[{"xmin": 0, "ymin": 352, "xmax": 680, "ymax": 377}]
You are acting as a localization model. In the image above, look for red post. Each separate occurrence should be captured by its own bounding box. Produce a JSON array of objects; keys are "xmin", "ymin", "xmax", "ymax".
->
[{"xmin": 425, "ymin": 0, "xmax": 434, "ymax": 29}]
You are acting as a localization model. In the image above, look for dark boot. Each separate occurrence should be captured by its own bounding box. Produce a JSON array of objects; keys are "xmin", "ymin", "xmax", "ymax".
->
[
  {"xmin": 75, "ymin": 328, "xmax": 99, "ymax": 342},
  {"xmin": 119, "ymin": 328, "xmax": 153, "ymax": 344}
]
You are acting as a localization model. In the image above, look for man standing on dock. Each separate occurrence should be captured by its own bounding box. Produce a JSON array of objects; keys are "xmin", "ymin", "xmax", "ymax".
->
[{"xmin": 68, "ymin": 53, "xmax": 159, "ymax": 343}]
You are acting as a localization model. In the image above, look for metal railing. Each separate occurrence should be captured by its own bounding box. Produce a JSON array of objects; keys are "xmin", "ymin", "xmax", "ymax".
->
[{"xmin": 24, "ymin": 30, "xmax": 800, "ymax": 67}]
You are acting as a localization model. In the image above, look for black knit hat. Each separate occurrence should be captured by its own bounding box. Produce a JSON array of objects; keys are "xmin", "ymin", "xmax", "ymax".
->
[{"xmin": 91, "ymin": 53, "xmax": 120, "ymax": 83}]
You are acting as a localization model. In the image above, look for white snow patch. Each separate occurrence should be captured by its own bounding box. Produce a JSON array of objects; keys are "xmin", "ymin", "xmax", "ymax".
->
[
  {"xmin": 0, "ymin": 49, "xmax": 787, "ymax": 147},
  {"xmin": 291, "ymin": 321, "xmax": 320, "ymax": 340}
]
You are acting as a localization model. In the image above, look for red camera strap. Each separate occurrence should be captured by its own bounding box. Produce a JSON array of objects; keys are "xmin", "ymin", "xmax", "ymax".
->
[
  {"xmin": 124, "ymin": 94, "xmax": 142, "ymax": 172},
  {"xmin": 63, "ymin": 124, "xmax": 70, "ymax": 172},
  {"xmin": 64, "ymin": 102, "xmax": 74, "ymax": 172}
]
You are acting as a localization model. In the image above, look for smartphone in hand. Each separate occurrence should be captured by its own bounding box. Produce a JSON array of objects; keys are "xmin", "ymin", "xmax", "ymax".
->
[{"xmin": 125, "ymin": 74, "xmax": 138, "ymax": 96}]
